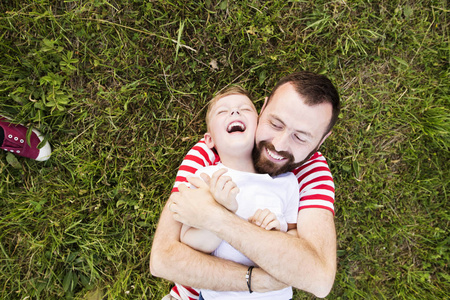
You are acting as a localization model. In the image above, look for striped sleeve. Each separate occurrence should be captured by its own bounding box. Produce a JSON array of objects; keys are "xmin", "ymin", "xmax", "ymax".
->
[
  {"xmin": 172, "ymin": 138, "xmax": 220, "ymax": 193},
  {"xmin": 171, "ymin": 283, "xmax": 200, "ymax": 300},
  {"xmin": 292, "ymin": 152, "xmax": 335, "ymax": 214}
]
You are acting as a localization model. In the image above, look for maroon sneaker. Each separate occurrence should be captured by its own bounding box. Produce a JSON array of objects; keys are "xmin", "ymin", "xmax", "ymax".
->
[{"xmin": 0, "ymin": 117, "xmax": 51, "ymax": 161}]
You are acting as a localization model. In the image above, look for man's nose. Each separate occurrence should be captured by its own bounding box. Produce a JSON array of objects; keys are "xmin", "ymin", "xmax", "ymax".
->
[{"xmin": 272, "ymin": 131, "xmax": 290, "ymax": 152}]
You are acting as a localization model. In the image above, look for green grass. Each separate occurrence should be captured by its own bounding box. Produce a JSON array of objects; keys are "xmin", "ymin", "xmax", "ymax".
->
[{"xmin": 0, "ymin": 0, "xmax": 448, "ymax": 299}]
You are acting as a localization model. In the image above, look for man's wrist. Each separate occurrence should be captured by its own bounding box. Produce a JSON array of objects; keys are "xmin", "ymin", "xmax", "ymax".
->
[
  {"xmin": 202, "ymin": 201, "xmax": 235, "ymax": 232},
  {"xmin": 250, "ymin": 267, "xmax": 271, "ymax": 292},
  {"xmin": 250, "ymin": 267, "xmax": 288, "ymax": 293}
]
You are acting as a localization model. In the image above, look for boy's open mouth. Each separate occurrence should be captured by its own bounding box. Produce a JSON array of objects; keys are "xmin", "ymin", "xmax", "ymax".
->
[{"xmin": 227, "ymin": 121, "xmax": 246, "ymax": 133}]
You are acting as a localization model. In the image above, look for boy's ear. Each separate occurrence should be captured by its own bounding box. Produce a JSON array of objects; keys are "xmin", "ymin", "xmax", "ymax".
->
[{"xmin": 204, "ymin": 132, "xmax": 215, "ymax": 149}]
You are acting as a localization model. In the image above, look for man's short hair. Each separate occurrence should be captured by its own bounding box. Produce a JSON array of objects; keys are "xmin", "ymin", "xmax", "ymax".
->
[{"xmin": 268, "ymin": 71, "xmax": 341, "ymax": 134}]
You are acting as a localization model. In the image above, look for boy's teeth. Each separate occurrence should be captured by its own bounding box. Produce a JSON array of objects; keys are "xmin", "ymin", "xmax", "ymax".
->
[{"xmin": 227, "ymin": 122, "xmax": 245, "ymax": 132}]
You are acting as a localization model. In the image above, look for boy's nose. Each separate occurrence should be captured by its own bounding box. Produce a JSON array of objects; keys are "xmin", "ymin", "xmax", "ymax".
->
[{"xmin": 231, "ymin": 109, "xmax": 240, "ymax": 115}]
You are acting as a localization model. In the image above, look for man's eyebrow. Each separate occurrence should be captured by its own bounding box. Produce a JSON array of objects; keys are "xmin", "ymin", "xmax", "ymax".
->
[{"xmin": 269, "ymin": 114, "xmax": 313, "ymax": 138}]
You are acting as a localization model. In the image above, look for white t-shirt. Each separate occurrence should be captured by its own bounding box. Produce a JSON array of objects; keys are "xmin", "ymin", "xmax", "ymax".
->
[{"xmin": 197, "ymin": 164, "xmax": 298, "ymax": 300}]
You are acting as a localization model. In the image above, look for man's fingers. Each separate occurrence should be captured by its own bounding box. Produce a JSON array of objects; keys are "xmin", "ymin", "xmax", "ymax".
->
[
  {"xmin": 167, "ymin": 194, "xmax": 177, "ymax": 212},
  {"xmin": 187, "ymin": 175, "xmax": 209, "ymax": 189},
  {"xmin": 172, "ymin": 212, "xmax": 181, "ymax": 223},
  {"xmin": 177, "ymin": 183, "xmax": 189, "ymax": 192}
]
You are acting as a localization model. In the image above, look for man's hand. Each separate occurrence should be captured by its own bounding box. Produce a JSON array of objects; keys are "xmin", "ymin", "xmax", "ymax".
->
[
  {"xmin": 170, "ymin": 170, "xmax": 239, "ymax": 227},
  {"xmin": 170, "ymin": 176, "xmax": 225, "ymax": 229}
]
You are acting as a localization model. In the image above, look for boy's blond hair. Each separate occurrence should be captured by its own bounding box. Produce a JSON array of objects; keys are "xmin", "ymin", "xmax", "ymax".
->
[{"xmin": 205, "ymin": 86, "xmax": 252, "ymax": 130}]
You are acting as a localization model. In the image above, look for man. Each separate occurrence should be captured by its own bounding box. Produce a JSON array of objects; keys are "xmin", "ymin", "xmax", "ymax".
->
[{"xmin": 150, "ymin": 71, "xmax": 341, "ymax": 298}]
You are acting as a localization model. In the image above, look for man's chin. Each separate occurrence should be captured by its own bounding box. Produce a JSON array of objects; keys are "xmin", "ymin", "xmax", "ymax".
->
[
  {"xmin": 254, "ymin": 157, "xmax": 291, "ymax": 176},
  {"xmin": 252, "ymin": 141, "xmax": 306, "ymax": 176}
]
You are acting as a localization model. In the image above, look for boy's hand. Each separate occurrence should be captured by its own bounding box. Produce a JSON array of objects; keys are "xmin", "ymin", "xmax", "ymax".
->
[
  {"xmin": 198, "ymin": 168, "xmax": 239, "ymax": 213},
  {"xmin": 248, "ymin": 209, "xmax": 281, "ymax": 231}
]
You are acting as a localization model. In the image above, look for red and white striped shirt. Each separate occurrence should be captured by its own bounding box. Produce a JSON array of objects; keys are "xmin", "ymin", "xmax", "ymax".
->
[{"xmin": 170, "ymin": 138, "xmax": 335, "ymax": 299}]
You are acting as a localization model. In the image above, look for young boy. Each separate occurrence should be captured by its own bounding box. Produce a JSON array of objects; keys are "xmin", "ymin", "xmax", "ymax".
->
[{"xmin": 170, "ymin": 87, "xmax": 299, "ymax": 300}]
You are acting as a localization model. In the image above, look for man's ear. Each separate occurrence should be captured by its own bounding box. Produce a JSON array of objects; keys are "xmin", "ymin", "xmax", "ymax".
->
[
  {"xmin": 259, "ymin": 97, "xmax": 269, "ymax": 115},
  {"xmin": 204, "ymin": 132, "xmax": 215, "ymax": 149},
  {"xmin": 318, "ymin": 131, "xmax": 332, "ymax": 148}
]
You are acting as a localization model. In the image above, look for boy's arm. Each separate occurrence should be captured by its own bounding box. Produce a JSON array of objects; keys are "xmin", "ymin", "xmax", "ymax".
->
[{"xmin": 180, "ymin": 224, "xmax": 222, "ymax": 253}]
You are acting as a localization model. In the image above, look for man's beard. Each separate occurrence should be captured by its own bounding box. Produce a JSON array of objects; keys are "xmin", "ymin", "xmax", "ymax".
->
[{"xmin": 252, "ymin": 141, "xmax": 319, "ymax": 176}]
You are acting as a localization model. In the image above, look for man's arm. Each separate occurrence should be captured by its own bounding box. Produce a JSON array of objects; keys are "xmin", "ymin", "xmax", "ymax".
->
[
  {"xmin": 218, "ymin": 208, "xmax": 336, "ymax": 298},
  {"xmin": 150, "ymin": 195, "xmax": 288, "ymax": 292},
  {"xmin": 171, "ymin": 177, "xmax": 337, "ymax": 298}
]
